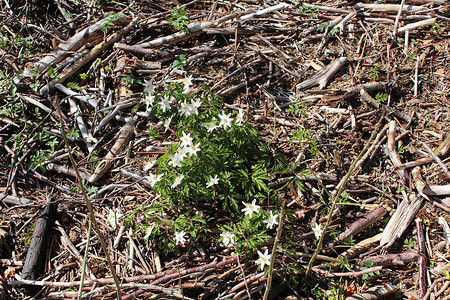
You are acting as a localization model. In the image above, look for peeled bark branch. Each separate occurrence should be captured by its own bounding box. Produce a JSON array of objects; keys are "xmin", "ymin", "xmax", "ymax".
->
[
  {"xmin": 89, "ymin": 118, "xmax": 136, "ymax": 183},
  {"xmin": 380, "ymin": 193, "xmax": 422, "ymax": 247},
  {"xmin": 296, "ymin": 57, "xmax": 348, "ymax": 90}
]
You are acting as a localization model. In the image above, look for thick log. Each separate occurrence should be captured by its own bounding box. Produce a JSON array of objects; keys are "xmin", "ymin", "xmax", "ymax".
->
[{"xmin": 21, "ymin": 198, "xmax": 58, "ymax": 293}]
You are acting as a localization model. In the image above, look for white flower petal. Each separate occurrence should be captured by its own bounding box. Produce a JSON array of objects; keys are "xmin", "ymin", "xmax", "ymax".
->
[
  {"xmin": 171, "ymin": 174, "xmax": 184, "ymax": 188},
  {"xmin": 312, "ymin": 223, "xmax": 323, "ymax": 240},
  {"xmin": 255, "ymin": 249, "xmax": 271, "ymax": 270},
  {"xmin": 242, "ymin": 199, "xmax": 261, "ymax": 218},
  {"xmin": 174, "ymin": 230, "xmax": 187, "ymax": 245}
]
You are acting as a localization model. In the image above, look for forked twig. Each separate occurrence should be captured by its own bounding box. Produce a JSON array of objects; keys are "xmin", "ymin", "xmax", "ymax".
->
[{"xmin": 392, "ymin": 0, "xmax": 405, "ymax": 36}]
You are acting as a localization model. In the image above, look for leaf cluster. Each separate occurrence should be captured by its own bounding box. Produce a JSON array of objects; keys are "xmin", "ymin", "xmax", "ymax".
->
[
  {"xmin": 100, "ymin": 12, "xmax": 123, "ymax": 34},
  {"xmin": 152, "ymin": 86, "xmax": 271, "ymax": 210},
  {"xmin": 167, "ymin": 7, "xmax": 191, "ymax": 34},
  {"xmin": 139, "ymin": 83, "xmax": 276, "ymax": 254}
]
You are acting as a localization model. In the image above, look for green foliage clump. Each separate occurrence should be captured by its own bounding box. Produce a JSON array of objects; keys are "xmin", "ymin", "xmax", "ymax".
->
[
  {"xmin": 167, "ymin": 7, "xmax": 191, "ymax": 34},
  {"xmin": 135, "ymin": 82, "xmax": 278, "ymax": 254}
]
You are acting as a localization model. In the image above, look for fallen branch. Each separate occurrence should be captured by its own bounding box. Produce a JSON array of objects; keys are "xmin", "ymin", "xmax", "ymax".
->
[
  {"xmin": 335, "ymin": 207, "xmax": 386, "ymax": 243},
  {"xmin": 422, "ymin": 142, "xmax": 450, "ymax": 179},
  {"xmin": 41, "ymin": 16, "xmax": 136, "ymax": 94},
  {"xmin": 120, "ymin": 255, "xmax": 242, "ymax": 299},
  {"xmin": 397, "ymin": 18, "xmax": 437, "ymax": 34},
  {"xmin": 36, "ymin": 15, "xmax": 129, "ymax": 73},
  {"xmin": 21, "ymin": 198, "xmax": 58, "ymax": 289},
  {"xmin": 339, "ymin": 233, "xmax": 382, "ymax": 260},
  {"xmin": 363, "ymin": 250, "xmax": 419, "ymax": 266},
  {"xmin": 45, "ymin": 163, "xmax": 90, "ymax": 180},
  {"xmin": 360, "ymin": 89, "xmax": 411, "ymax": 123},
  {"xmin": 134, "ymin": 4, "xmax": 291, "ymax": 49},
  {"xmin": 411, "ymin": 166, "xmax": 429, "ymax": 200},
  {"xmin": 387, "ymin": 120, "xmax": 408, "ymax": 182},
  {"xmin": 321, "ymin": 81, "xmax": 387, "ymax": 102},
  {"xmin": 55, "ymin": 83, "xmax": 98, "ymax": 108},
  {"xmin": 296, "ymin": 57, "xmax": 348, "ymax": 90},
  {"xmin": 354, "ymin": 3, "xmax": 430, "ymax": 13},
  {"xmin": 89, "ymin": 118, "xmax": 136, "ymax": 183},
  {"xmin": 313, "ymin": 266, "xmax": 383, "ymax": 278},
  {"xmin": 415, "ymin": 217, "xmax": 427, "ymax": 298},
  {"xmin": 423, "ymin": 185, "xmax": 450, "ymax": 196},
  {"xmin": 346, "ymin": 284, "xmax": 399, "ymax": 300},
  {"xmin": 66, "ymin": 95, "xmax": 97, "ymax": 152},
  {"xmin": 380, "ymin": 193, "xmax": 422, "ymax": 247}
]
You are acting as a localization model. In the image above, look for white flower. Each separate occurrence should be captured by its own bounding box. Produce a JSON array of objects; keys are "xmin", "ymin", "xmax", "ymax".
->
[
  {"xmin": 143, "ymin": 160, "xmax": 156, "ymax": 172},
  {"xmin": 143, "ymin": 93, "xmax": 155, "ymax": 111},
  {"xmin": 255, "ymin": 249, "xmax": 271, "ymax": 271},
  {"xmin": 186, "ymin": 142, "xmax": 200, "ymax": 157},
  {"xmin": 144, "ymin": 224, "xmax": 155, "ymax": 241},
  {"xmin": 242, "ymin": 199, "xmax": 261, "ymax": 218},
  {"xmin": 171, "ymin": 174, "xmax": 184, "ymax": 188},
  {"xmin": 206, "ymin": 120, "xmax": 218, "ymax": 132},
  {"xmin": 183, "ymin": 75, "xmax": 193, "ymax": 88},
  {"xmin": 174, "ymin": 230, "xmax": 187, "ymax": 245},
  {"xmin": 168, "ymin": 153, "xmax": 184, "ymax": 167},
  {"xmin": 158, "ymin": 94, "xmax": 171, "ymax": 112},
  {"xmin": 206, "ymin": 175, "xmax": 219, "ymax": 188},
  {"xmin": 180, "ymin": 131, "xmax": 193, "ymax": 148},
  {"xmin": 145, "ymin": 173, "xmax": 164, "ymax": 187},
  {"xmin": 312, "ymin": 223, "xmax": 323, "ymax": 240},
  {"xmin": 107, "ymin": 208, "xmax": 123, "ymax": 229},
  {"xmin": 177, "ymin": 146, "xmax": 188, "ymax": 160},
  {"xmin": 188, "ymin": 101, "xmax": 198, "ymax": 115},
  {"xmin": 220, "ymin": 231, "xmax": 235, "ymax": 247},
  {"xmin": 235, "ymin": 109, "xmax": 245, "ymax": 125},
  {"xmin": 189, "ymin": 99, "xmax": 201, "ymax": 115},
  {"xmin": 185, "ymin": 102, "xmax": 195, "ymax": 116},
  {"xmin": 218, "ymin": 111, "xmax": 233, "ymax": 130},
  {"xmin": 192, "ymin": 98, "xmax": 201, "ymax": 109},
  {"xmin": 163, "ymin": 116, "xmax": 172, "ymax": 133},
  {"xmin": 179, "ymin": 100, "xmax": 189, "ymax": 117},
  {"xmin": 143, "ymin": 79, "xmax": 154, "ymax": 95},
  {"xmin": 263, "ymin": 211, "xmax": 279, "ymax": 229}
]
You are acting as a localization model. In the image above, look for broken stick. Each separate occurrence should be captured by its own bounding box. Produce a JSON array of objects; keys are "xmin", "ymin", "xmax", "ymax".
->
[
  {"xmin": 21, "ymin": 198, "xmax": 58, "ymax": 294},
  {"xmin": 296, "ymin": 57, "xmax": 348, "ymax": 90},
  {"xmin": 89, "ymin": 118, "xmax": 136, "ymax": 183}
]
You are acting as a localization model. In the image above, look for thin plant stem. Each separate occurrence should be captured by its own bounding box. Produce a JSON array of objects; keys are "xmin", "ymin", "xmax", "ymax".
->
[
  {"xmin": 236, "ymin": 250, "xmax": 252, "ymax": 299},
  {"xmin": 78, "ymin": 218, "xmax": 92, "ymax": 300},
  {"xmin": 263, "ymin": 199, "xmax": 286, "ymax": 300},
  {"xmin": 306, "ymin": 116, "xmax": 384, "ymax": 276},
  {"xmin": 54, "ymin": 96, "xmax": 122, "ymax": 300}
]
